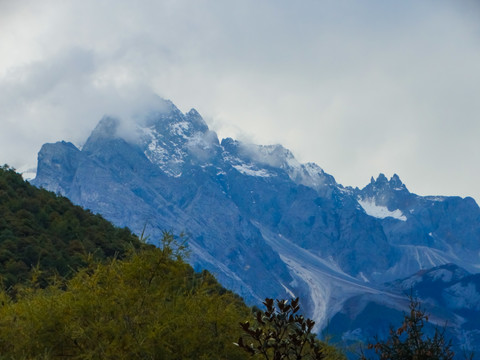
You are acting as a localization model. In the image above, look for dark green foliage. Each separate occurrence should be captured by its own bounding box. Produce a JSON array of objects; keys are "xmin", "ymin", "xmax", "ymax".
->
[
  {"xmin": 360, "ymin": 297, "xmax": 455, "ymax": 360},
  {"xmin": 236, "ymin": 297, "xmax": 345, "ymax": 360},
  {"xmin": 0, "ymin": 165, "xmax": 142, "ymax": 289}
]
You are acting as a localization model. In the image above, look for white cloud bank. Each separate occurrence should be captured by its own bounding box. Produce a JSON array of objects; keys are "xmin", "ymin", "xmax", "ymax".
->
[{"xmin": 1, "ymin": 0, "xmax": 479, "ymax": 202}]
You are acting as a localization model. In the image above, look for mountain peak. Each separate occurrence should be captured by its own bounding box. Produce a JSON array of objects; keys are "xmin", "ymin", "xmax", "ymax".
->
[
  {"xmin": 390, "ymin": 174, "xmax": 405, "ymax": 189},
  {"xmin": 376, "ymin": 173, "xmax": 388, "ymax": 183},
  {"xmin": 185, "ymin": 108, "xmax": 208, "ymax": 133},
  {"xmin": 90, "ymin": 116, "xmax": 119, "ymax": 138},
  {"xmin": 369, "ymin": 173, "xmax": 407, "ymax": 192},
  {"xmin": 186, "ymin": 108, "xmax": 200, "ymax": 117},
  {"xmin": 81, "ymin": 116, "xmax": 122, "ymax": 153}
]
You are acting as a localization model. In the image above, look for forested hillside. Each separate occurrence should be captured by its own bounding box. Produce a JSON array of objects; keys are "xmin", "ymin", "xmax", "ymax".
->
[{"xmin": 0, "ymin": 165, "xmax": 142, "ymax": 288}]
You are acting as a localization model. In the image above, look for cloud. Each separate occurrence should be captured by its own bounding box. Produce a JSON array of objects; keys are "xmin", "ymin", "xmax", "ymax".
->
[
  {"xmin": 0, "ymin": 46, "xmax": 166, "ymax": 165},
  {"xmin": 1, "ymin": 0, "xmax": 479, "ymax": 202}
]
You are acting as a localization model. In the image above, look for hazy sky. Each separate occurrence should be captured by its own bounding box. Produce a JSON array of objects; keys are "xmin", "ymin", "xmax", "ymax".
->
[{"xmin": 1, "ymin": 1, "xmax": 479, "ymax": 202}]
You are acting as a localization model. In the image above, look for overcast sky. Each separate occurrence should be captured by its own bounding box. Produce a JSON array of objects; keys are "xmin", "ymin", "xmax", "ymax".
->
[{"xmin": 1, "ymin": 1, "xmax": 479, "ymax": 202}]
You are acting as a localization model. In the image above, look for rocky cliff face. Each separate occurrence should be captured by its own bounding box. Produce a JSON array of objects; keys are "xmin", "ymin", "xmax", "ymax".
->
[{"xmin": 32, "ymin": 99, "xmax": 480, "ymax": 352}]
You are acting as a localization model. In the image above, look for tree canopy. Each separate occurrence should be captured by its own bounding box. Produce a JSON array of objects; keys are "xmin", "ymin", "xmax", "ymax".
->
[
  {"xmin": 0, "ymin": 237, "xmax": 252, "ymax": 359},
  {"xmin": 0, "ymin": 165, "xmax": 142, "ymax": 288}
]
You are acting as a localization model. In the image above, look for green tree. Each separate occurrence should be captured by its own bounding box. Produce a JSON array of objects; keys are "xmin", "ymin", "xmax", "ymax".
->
[
  {"xmin": 236, "ymin": 297, "xmax": 345, "ymax": 360},
  {"xmin": 360, "ymin": 297, "xmax": 454, "ymax": 360}
]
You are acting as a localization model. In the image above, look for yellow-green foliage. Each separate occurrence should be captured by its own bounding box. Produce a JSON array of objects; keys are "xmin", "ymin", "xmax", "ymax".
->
[{"xmin": 0, "ymin": 239, "xmax": 250, "ymax": 359}]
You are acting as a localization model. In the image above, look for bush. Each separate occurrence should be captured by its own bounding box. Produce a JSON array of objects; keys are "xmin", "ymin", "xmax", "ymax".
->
[{"xmin": 236, "ymin": 297, "xmax": 345, "ymax": 360}]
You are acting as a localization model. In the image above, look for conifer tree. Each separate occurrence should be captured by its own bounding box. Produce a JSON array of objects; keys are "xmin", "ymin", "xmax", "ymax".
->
[{"xmin": 360, "ymin": 297, "xmax": 454, "ymax": 360}]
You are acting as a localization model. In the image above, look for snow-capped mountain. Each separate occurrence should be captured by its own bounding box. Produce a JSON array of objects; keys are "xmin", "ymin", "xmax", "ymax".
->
[{"xmin": 32, "ymin": 99, "xmax": 480, "ymax": 353}]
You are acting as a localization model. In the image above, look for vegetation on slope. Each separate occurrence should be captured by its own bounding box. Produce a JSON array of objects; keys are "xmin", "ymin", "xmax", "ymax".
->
[
  {"xmin": 0, "ymin": 240, "xmax": 251, "ymax": 359},
  {"xmin": 0, "ymin": 165, "xmax": 142, "ymax": 288}
]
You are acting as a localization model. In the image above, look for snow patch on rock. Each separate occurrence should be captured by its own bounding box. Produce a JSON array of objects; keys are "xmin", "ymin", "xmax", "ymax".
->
[
  {"xmin": 358, "ymin": 198, "xmax": 407, "ymax": 221},
  {"xmin": 232, "ymin": 164, "xmax": 275, "ymax": 177}
]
